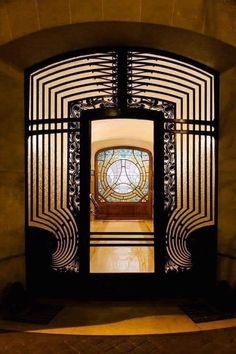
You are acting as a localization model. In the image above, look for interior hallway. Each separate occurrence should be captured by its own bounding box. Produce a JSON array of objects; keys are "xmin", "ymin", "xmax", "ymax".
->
[{"xmin": 90, "ymin": 220, "xmax": 153, "ymax": 233}]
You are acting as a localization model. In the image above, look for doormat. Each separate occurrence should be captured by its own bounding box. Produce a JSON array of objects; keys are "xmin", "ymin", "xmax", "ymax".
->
[
  {"xmin": 179, "ymin": 300, "xmax": 236, "ymax": 323},
  {"xmin": 3, "ymin": 303, "xmax": 64, "ymax": 325}
]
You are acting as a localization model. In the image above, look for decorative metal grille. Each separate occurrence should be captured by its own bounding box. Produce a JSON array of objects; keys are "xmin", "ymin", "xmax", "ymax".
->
[
  {"xmin": 27, "ymin": 51, "xmax": 118, "ymax": 272},
  {"xmin": 127, "ymin": 51, "xmax": 216, "ymax": 272},
  {"xmin": 96, "ymin": 148, "xmax": 150, "ymax": 203},
  {"xmin": 69, "ymin": 121, "xmax": 80, "ymax": 213},
  {"xmin": 26, "ymin": 48, "xmax": 217, "ymax": 276}
]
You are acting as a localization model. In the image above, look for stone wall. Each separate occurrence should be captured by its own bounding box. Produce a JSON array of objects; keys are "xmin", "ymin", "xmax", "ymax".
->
[
  {"xmin": 0, "ymin": 0, "xmax": 236, "ymax": 47},
  {"xmin": 218, "ymin": 66, "xmax": 236, "ymax": 286},
  {"xmin": 0, "ymin": 61, "xmax": 25, "ymax": 292}
]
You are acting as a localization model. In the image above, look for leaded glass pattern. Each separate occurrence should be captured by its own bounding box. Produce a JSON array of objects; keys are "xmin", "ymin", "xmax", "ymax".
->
[{"xmin": 96, "ymin": 148, "xmax": 151, "ymax": 203}]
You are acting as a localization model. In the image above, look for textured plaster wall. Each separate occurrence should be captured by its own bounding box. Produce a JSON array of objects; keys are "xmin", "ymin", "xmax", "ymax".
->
[
  {"xmin": 0, "ymin": 62, "xmax": 25, "ymax": 292},
  {"xmin": 0, "ymin": 0, "xmax": 236, "ymax": 291},
  {"xmin": 0, "ymin": 0, "xmax": 236, "ymax": 47},
  {"xmin": 218, "ymin": 66, "xmax": 236, "ymax": 286}
]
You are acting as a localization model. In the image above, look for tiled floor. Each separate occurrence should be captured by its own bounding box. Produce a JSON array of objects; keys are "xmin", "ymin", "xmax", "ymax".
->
[{"xmin": 0, "ymin": 326, "xmax": 236, "ymax": 354}]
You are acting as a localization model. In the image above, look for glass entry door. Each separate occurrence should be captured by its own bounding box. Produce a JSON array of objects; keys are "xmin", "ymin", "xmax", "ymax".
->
[
  {"xmin": 78, "ymin": 115, "xmax": 163, "ymax": 279},
  {"xmin": 89, "ymin": 119, "xmax": 154, "ymax": 273}
]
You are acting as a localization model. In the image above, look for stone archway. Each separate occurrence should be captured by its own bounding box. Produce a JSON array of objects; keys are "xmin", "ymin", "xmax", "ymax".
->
[{"xmin": 0, "ymin": 15, "xmax": 236, "ymax": 291}]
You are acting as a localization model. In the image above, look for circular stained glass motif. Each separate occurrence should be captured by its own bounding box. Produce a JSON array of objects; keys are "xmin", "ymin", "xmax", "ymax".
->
[
  {"xmin": 107, "ymin": 160, "xmax": 140, "ymax": 194},
  {"xmin": 96, "ymin": 148, "xmax": 150, "ymax": 202}
]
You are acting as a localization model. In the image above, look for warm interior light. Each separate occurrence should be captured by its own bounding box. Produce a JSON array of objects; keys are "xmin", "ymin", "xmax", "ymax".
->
[{"xmin": 90, "ymin": 119, "xmax": 154, "ymax": 273}]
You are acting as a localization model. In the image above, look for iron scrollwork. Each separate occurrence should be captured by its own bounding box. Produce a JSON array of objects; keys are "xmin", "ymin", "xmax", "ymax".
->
[
  {"xmin": 69, "ymin": 121, "xmax": 80, "ymax": 214},
  {"xmin": 70, "ymin": 97, "xmax": 117, "ymax": 118},
  {"xmin": 165, "ymin": 259, "xmax": 188, "ymax": 273},
  {"xmin": 127, "ymin": 97, "xmax": 176, "ymax": 214},
  {"xmin": 69, "ymin": 97, "xmax": 118, "ymax": 214}
]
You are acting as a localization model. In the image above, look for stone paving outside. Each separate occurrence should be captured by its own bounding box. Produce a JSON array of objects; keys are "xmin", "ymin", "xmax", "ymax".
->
[{"xmin": 0, "ymin": 327, "xmax": 236, "ymax": 354}]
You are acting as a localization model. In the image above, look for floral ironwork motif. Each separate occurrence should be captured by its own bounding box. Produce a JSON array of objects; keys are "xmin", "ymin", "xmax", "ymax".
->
[
  {"xmin": 127, "ymin": 97, "xmax": 171, "ymax": 113},
  {"xmin": 127, "ymin": 97, "xmax": 176, "ymax": 213},
  {"xmin": 63, "ymin": 258, "xmax": 80, "ymax": 273},
  {"xmin": 165, "ymin": 259, "xmax": 189, "ymax": 273},
  {"xmin": 70, "ymin": 97, "xmax": 117, "ymax": 119},
  {"xmin": 164, "ymin": 131, "xmax": 176, "ymax": 213},
  {"xmin": 69, "ymin": 121, "xmax": 80, "ymax": 214},
  {"xmin": 69, "ymin": 96, "xmax": 118, "ymax": 214}
]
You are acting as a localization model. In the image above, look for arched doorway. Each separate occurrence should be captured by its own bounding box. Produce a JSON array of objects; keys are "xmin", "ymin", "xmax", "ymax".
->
[
  {"xmin": 94, "ymin": 145, "xmax": 153, "ymax": 219},
  {"xmin": 25, "ymin": 48, "xmax": 218, "ymax": 297}
]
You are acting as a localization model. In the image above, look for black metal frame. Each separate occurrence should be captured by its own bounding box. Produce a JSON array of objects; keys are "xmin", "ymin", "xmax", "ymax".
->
[
  {"xmin": 25, "ymin": 47, "xmax": 219, "ymax": 298},
  {"xmin": 78, "ymin": 109, "xmax": 164, "ymax": 274}
]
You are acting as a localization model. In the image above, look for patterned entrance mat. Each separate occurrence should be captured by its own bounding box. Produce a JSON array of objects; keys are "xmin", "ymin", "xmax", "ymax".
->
[
  {"xmin": 2, "ymin": 303, "xmax": 64, "ymax": 325},
  {"xmin": 179, "ymin": 300, "xmax": 236, "ymax": 323}
]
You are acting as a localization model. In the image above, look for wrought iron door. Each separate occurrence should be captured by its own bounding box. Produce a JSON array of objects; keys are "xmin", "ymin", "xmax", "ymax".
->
[
  {"xmin": 77, "ymin": 115, "xmax": 162, "ymax": 278},
  {"xmin": 25, "ymin": 48, "xmax": 218, "ymax": 296}
]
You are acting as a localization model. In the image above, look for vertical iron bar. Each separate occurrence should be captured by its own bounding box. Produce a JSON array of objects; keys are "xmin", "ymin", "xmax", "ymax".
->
[
  {"xmin": 79, "ymin": 117, "xmax": 91, "ymax": 274},
  {"xmin": 24, "ymin": 71, "xmax": 30, "ymax": 291},
  {"xmin": 214, "ymin": 72, "xmax": 220, "ymax": 285},
  {"xmin": 154, "ymin": 116, "xmax": 165, "ymax": 275},
  {"xmin": 117, "ymin": 49, "xmax": 127, "ymax": 113}
]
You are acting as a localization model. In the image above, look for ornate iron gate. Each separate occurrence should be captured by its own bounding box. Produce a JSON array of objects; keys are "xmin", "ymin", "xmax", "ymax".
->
[{"xmin": 25, "ymin": 48, "xmax": 218, "ymax": 295}]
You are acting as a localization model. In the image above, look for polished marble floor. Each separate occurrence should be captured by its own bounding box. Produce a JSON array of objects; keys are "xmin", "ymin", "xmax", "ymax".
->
[
  {"xmin": 90, "ymin": 220, "xmax": 154, "ymax": 273},
  {"xmin": 0, "ymin": 300, "xmax": 236, "ymax": 337},
  {"xmin": 90, "ymin": 220, "xmax": 154, "ymax": 233}
]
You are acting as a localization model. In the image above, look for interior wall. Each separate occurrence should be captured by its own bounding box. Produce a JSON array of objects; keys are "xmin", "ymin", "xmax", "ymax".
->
[
  {"xmin": 218, "ymin": 66, "xmax": 236, "ymax": 287},
  {"xmin": 90, "ymin": 120, "xmax": 153, "ymax": 215},
  {"xmin": 91, "ymin": 119, "xmax": 154, "ymax": 169},
  {"xmin": 0, "ymin": 12, "xmax": 235, "ymax": 290},
  {"xmin": 0, "ymin": 22, "xmax": 235, "ymax": 72},
  {"xmin": 0, "ymin": 61, "xmax": 25, "ymax": 292},
  {"xmin": 0, "ymin": 0, "xmax": 236, "ymax": 47}
]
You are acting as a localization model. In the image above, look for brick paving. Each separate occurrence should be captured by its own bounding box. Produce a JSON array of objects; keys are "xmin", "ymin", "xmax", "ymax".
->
[{"xmin": 0, "ymin": 327, "xmax": 235, "ymax": 354}]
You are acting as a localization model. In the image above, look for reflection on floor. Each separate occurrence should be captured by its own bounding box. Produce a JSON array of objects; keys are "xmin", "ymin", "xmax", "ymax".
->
[
  {"xmin": 90, "ymin": 220, "xmax": 154, "ymax": 233},
  {"xmin": 1, "ymin": 299, "xmax": 236, "ymax": 336},
  {"xmin": 90, "ymin": 220, "xmax": 154, "ymax": 273}
]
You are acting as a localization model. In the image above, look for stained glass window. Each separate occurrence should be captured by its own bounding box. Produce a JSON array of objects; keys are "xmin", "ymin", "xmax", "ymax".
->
[{"xmin": 96, "ymin": 148, "xmax": 151, "ymax": 203}]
